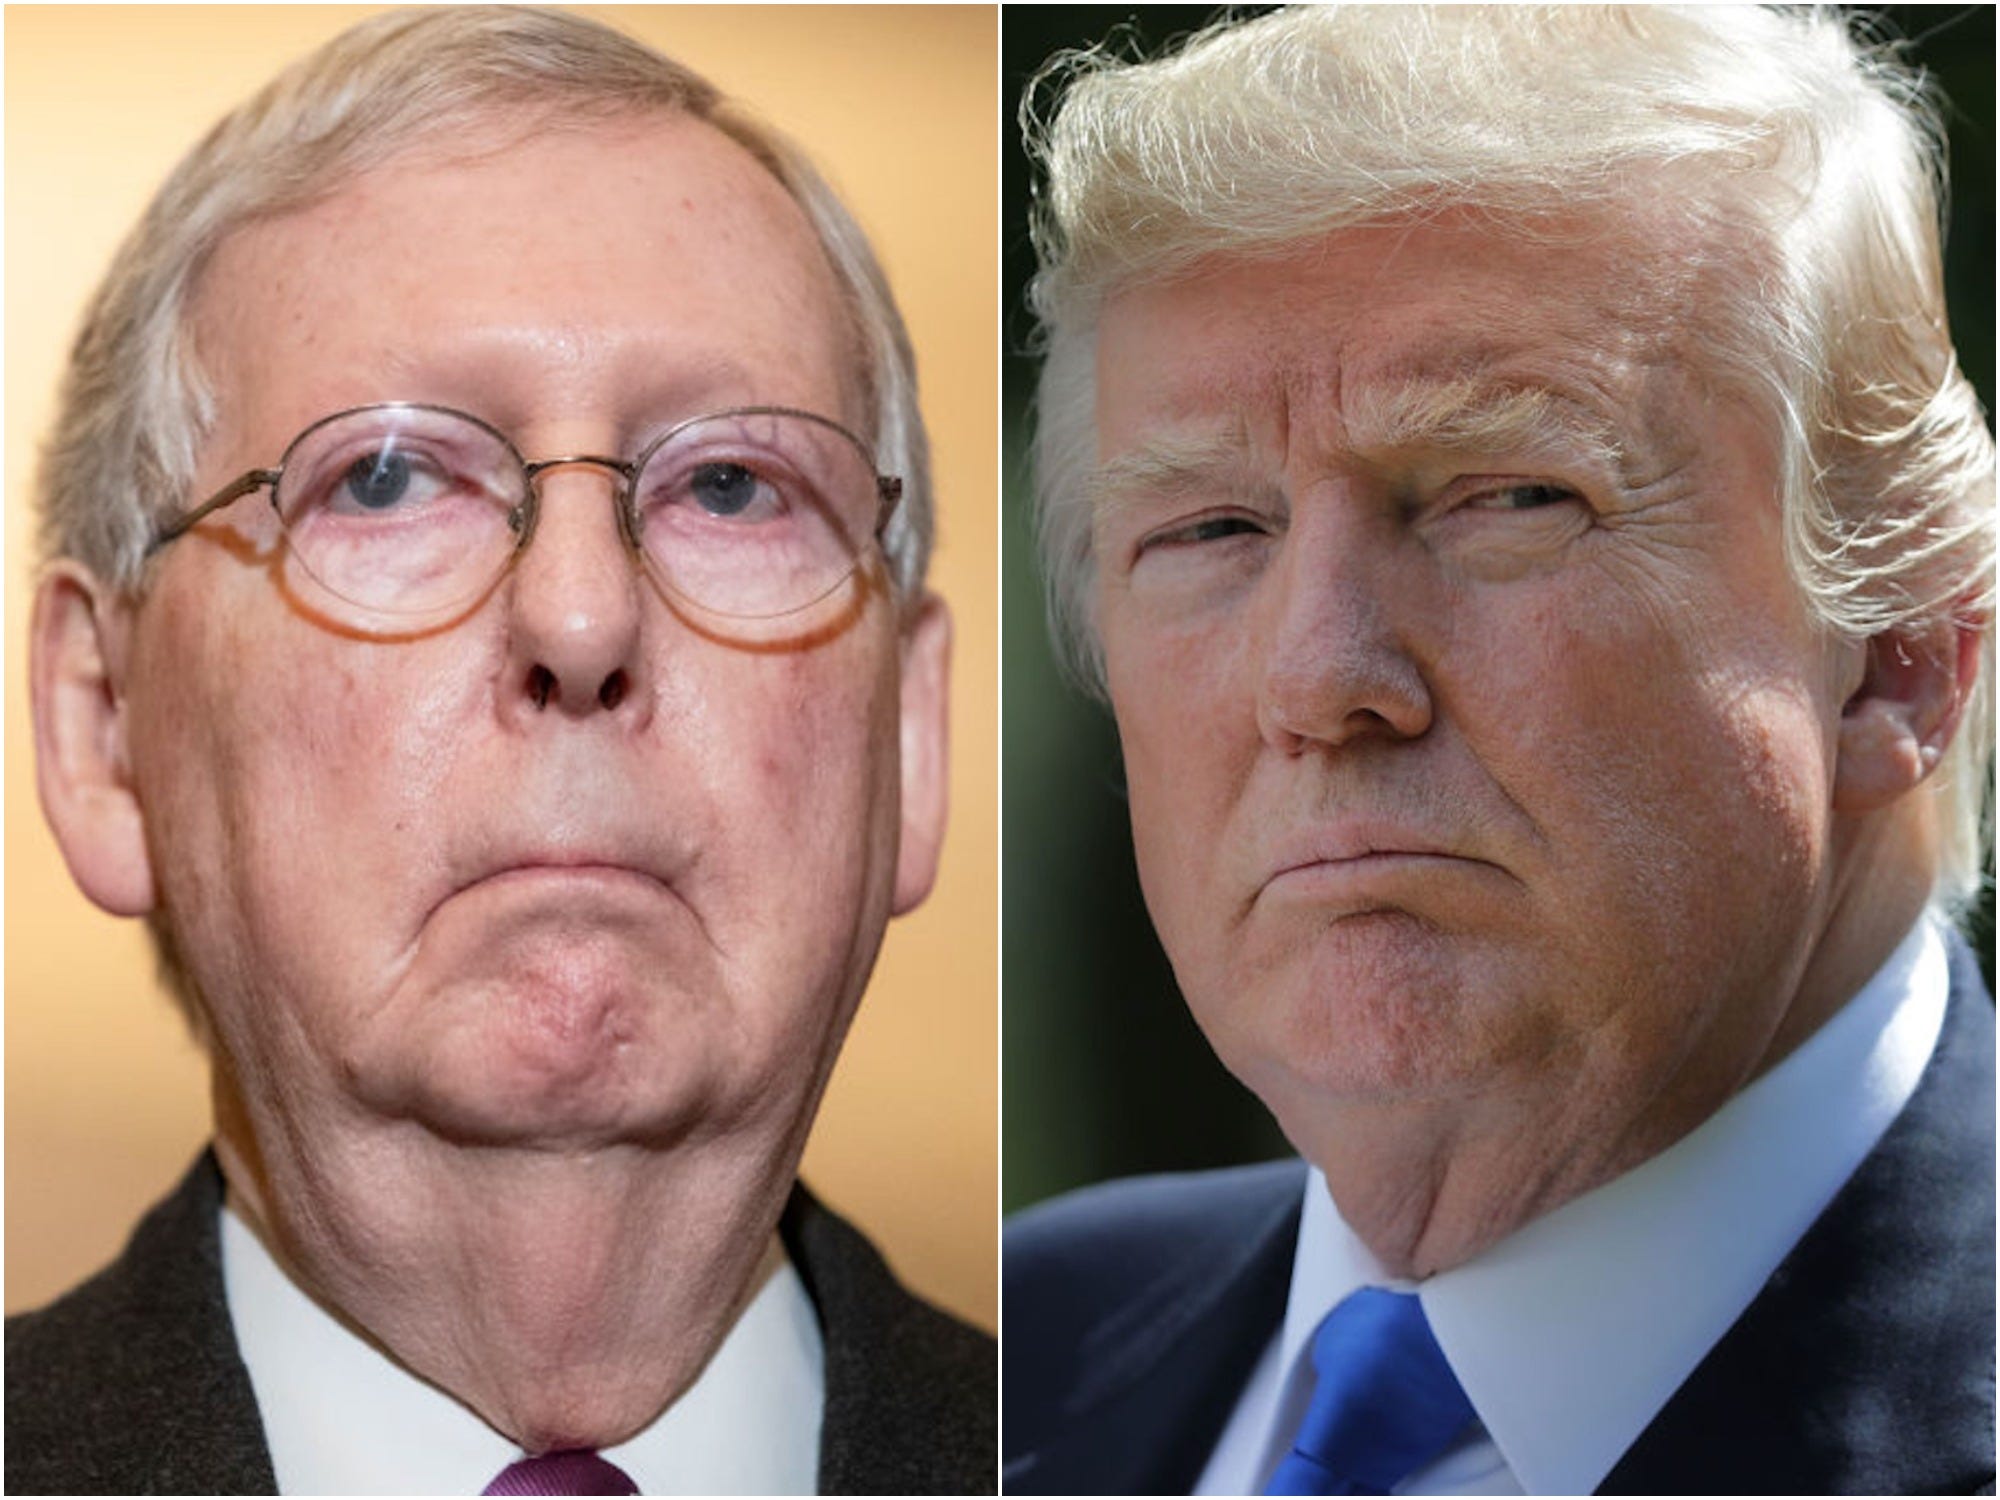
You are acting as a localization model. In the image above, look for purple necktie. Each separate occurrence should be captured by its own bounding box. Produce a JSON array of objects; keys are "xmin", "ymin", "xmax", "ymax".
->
[{"xmin": 482, "ymin": 1449, "xmax": 640, "ymax": 1496}]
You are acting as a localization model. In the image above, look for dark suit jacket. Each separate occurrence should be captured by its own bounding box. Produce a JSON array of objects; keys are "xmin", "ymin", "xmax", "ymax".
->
[
  {"xmin": 7, "ymin": 1154, "xmax": 996, "ymax": 1495},
  {"xmin": 1004, "ymin": 940, "xmax": 1995, "ymax": 1495}
]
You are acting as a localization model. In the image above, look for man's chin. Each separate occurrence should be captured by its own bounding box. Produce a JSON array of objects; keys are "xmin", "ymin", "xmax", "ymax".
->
[
  {"xmin": 398, "ymin": 1070, "xmax": 713, "ymax": 1151},
  {"xmin": 341, "ymin": 915, "xmax": 741, "ymax": 1146},
  {"xmin": 1201, "ymin": 921, "xmax": 1561, "ymax": 1106},
  {"xmin": 348, "ymin": 1004, "xmax": 730, "ymax": 1151}
]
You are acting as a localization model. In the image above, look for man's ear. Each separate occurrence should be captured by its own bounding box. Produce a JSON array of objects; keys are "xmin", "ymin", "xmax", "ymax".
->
[
  {"xmin": 891, "ymin": 592, "xmax": 951, "ymax": 916},
  {"xmin": 1831, "ymin": 612, "xmax": 1984, "ymax": 814},
  {"xmin": 31, "ymin": 563, "xmax": 156, "ymax": 915}
]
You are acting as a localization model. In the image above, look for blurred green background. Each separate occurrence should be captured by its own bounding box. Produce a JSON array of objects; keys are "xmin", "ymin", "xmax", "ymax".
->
[{"xmin": 1002, "ymin": 5, "xmax": 1996, "ymax": 1214}]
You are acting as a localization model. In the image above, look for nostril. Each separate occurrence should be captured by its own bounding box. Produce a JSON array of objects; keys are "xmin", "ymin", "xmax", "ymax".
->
[
  {"xmin": 527, "ymin": 664, "xmax": 555, "ymax": 710},
  {"xmin": 522, "ymin": 667, "xmax": 629, "ymax": 712}
]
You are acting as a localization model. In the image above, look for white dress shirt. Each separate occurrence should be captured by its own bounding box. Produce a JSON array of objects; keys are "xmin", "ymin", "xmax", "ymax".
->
[
  {"xmin": 1197, "ymin": 916, "xmax": 1951, "ymax": 1496},
  {"xmin": 221, "ymin": 1203, "xmax": 824, "ymax": 1495}
]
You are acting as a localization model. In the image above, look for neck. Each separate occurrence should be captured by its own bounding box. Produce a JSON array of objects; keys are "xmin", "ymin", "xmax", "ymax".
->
[
  {"xmin": 1296, "ymin": 811, "xmax": 1937, "ymax": 1280},
  {"xmin": 213, "ymin": 1083, "xmax": 801, "ymax": 1451}
]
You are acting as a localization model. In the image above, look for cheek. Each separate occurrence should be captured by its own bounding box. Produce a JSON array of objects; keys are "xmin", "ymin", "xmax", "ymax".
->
[
  {"xmin": 247, "ymin": 637, "xmax": 471, "ymax": 841},
  {"xmin": 129, "ymin": 585, "xmax": 482, "ymax": 1000},
  {"xmin": 1479, "ymin": 578, "xmax": 1834, "ymax": 943},
  {"xmin": 694, "ymin": 639, "xmax": 905, "ymax": 946},
  {"xmin": 740, "ymin": 651, "xmax": 887, "ymax": 820},
  {"xmin": 1104, "ymin": 604, "xmax": 1259, "ymax": 951}
]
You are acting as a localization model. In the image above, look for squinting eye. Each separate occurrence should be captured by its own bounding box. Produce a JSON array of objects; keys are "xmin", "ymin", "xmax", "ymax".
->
[
  {"xmin": 1141, "ymin": 512, "xmax": 1271, "ymax": 551},
  {"xmin": 1185, "ymin": 516, "xmax": 1264, "ymax": 541},
  {"xmin": 1471, "ymin": 482, "xmax": 1578, "ymax": 511}
]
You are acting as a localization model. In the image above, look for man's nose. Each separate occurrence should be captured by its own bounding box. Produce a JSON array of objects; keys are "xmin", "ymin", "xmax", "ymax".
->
[
  {"xmin": 1253, "ymin": 506, "xmax": 1433, "ymax": 753},
  {"xmin": 501, "ymin": 462, "xmax": 648, "ymax": 719}
]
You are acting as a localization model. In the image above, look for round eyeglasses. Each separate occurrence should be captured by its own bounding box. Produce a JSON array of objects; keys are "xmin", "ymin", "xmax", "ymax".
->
[{"xmin": 149, "ymin": 403, "xmax": 903, "ymax": 625}]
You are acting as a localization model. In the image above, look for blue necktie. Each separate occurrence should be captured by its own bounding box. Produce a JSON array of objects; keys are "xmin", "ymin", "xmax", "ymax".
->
[{"xmin": 1262, "ymin": 1288, "xmax": 1475, "ymax": 1495}]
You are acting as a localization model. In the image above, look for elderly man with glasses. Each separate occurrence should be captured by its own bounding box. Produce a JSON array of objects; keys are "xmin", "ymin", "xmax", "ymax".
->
[{"xmin": 9, "ymin": 8, "xmax": 991, "ymax": 1494}]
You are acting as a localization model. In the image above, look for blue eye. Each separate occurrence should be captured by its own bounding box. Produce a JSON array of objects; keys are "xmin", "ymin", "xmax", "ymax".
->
[
  {"xmin": 343, "ymin": 451, "xmax": 413, "ymax": 510},
  {"xmin": 690, "ymin": 461, "xmax": 762, "ymax": 517}
]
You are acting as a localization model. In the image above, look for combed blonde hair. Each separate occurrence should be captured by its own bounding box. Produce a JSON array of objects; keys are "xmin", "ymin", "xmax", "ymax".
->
[
  {"xmin": 1026, "ymin": 4, "xmax": 1994, "ymax": 908},
  {"xmin": 40, "ymin": 5, "xmax": 933, "ymax": 603}
]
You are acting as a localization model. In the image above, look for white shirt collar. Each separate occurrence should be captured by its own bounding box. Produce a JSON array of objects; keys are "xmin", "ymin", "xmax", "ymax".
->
[
  {"xmin": 221, "ymin": 1201, "xmax": 824, "ymax": 1495},
  {"xmin": 1255, "ymin": 916, "xmax": 1949, "ymax": 1494}
]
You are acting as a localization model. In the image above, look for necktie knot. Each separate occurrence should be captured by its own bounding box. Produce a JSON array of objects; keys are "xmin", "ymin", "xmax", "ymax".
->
[
  {"xmin": 1263, "ymin": 1287, "xmax": 1474, "ymax": 1495},
  {"xmin": 482, "ymin": 1449, "xmax": 639, "ymax": 1496}
]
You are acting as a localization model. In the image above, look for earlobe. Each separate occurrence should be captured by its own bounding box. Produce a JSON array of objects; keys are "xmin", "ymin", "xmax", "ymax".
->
[
  {"xmin": 891, "ymin": 593, "xmax": 951, "ymax": 916},
  {"xmin": 30, "ymin": 564, "xmax": 157, "ymax": 916},
  {"xmin": 1831, "ymin": 614, "xmax": 1983, "ymax": 814}
]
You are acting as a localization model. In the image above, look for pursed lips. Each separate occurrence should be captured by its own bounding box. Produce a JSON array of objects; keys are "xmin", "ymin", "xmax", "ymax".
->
[
  {"xmin": 1255, "ymin": 822, "xmax": 1499, "ymax": 905},
  {"xmin": 428, "ymin": 842, "xmax": 691, "ymax": 926},
  {"xmin": 474, "ymin": 859, "xmax": 666, "ymax": 891}
]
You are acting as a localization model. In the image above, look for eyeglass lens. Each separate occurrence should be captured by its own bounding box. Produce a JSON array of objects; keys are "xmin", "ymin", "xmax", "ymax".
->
[{"xmin": 273, "ymin": 406, "xmax": 882, "ymax": 622}]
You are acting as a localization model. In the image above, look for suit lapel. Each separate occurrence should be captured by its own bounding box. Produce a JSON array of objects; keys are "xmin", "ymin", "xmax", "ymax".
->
[
  {"xmin": 5, "ymin": 1151, "xmax": 276, "ymax": 1495},
  {"xmin": 1602, "ymin": 945, "xmax": 1995, "ymax": 1494},
  {"xmin": 15, "ymin": 1159, "xmax": 999, "ymax": 1496},
  {"xmin": 1003, "ymin": 1172, "xmax": 1301, "ymax": 1495},
  {"xmin": 781, "ymin": 1183, "xmax": 997, "ymax": 1495}
]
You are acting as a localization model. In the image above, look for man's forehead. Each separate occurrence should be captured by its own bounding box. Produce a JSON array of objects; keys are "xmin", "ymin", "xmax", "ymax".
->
[
  {"xmin": 1091, "ymin": 214, "xmax": 1733, "ymax": 476},
  {"xmin": 1093, "ymin": 324, "xmax": 1694, "ymax": 490},
  {"xmin": 187, "ymin": 111, "xmax": 866, "ymax": 447},
  {"xmin": 1097, "ymin": 196, "xmax": 1728, "ymax": 373},
  {"xmin": 196, "ymin": 110, "xmax": 823, "ymax": 307}
]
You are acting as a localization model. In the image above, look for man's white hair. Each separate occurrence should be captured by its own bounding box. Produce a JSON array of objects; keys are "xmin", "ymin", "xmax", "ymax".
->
[
  {"xmin": 39, "ymin": 4, "xmax": 933, "ymax": 604},
  {"xmin": 1026, "ymin": 3, "xmax": 1994, "ymax": 908}
]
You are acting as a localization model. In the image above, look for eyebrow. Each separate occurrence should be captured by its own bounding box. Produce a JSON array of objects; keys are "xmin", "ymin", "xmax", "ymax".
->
[
  {"xmin": 1088, "ymin": 376, "xmax": 1636, "ymax": 522},
  {"xmin": 1343, "ymin": 377, "xmax": 1629, "ymax": 474},
  {"xmin": 1086, "ymin": 427, "xmax": 1267, "ymax": 525}
]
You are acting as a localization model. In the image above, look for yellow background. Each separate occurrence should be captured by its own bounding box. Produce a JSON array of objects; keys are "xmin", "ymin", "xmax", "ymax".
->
[{"xmin": 5, "ymin": 5, "xmax": 998, "ymax": 1329}]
